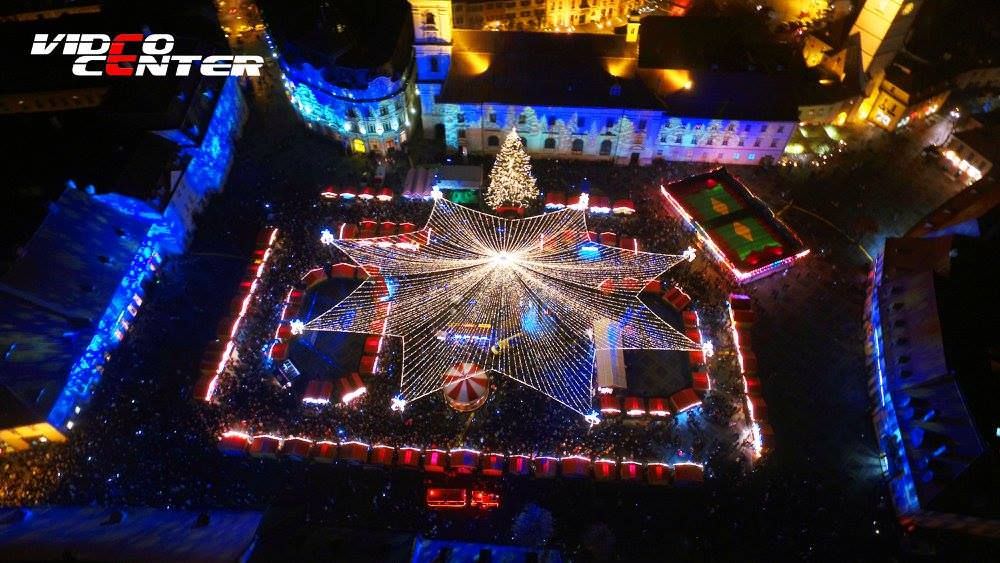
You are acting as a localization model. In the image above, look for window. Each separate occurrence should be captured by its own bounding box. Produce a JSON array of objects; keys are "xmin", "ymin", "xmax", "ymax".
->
[
  {"xmin": 732, "ymin": 153, "xmax": 740, "ymax": 160},
  {"xmin": 599, "ymin": 139, "xmax": 613, "ymax": 155},
  {"xmin": 458, "ymin": 129, "xmax": 466, "ymax": 139},
  {"xmin": 380, "ymin": 106, "xmax": 388, "ymax": 116},
  {"xmin": 760, "ymin": 124, "xmax": 767, "ymax": 132},
  {"xmin": 577, "ymin": 116, "xmax": 585, "ymax": 128},
  {"xmin": 777, "ymin": 125, "xmax": 785, "ymax": 133},
  {"xmin": 347, "ymin": 108, "xmax": 357, "ymax": 118},
  {"xmin": 352, "ymin": 138, "xmax": 365, "ymax": 153},
  {"xmin": 572, "ymin": 138, "xmax": 584, "ymax": 152},
  {"xmin": 457, "ymin": 113, "xmax": 466, "ymax": 123},
  {"xmin": 753, "ymin": 138, "xmax": 761, "ymax": 147},
  {"xmin": 489, "ymin": 112, "xmax": 497, "ymax": 123},
  {"xmin": 674, "ymin": 135, "xmax": 683, "ymax": 143},
  {"xmin": 748, "ymin": 153, "xmax": 755, "ymax": 160},
  {"xmin": 544, "ymin": 137, "xmax": 556, "ymax": 149},
  {"xmin": 429, "ymin": 56, "xmax": 439, "ymax": 73},
  {"xmin": 722, "ymin": 137, "xmax": 729, "ymax": 146},
  {"xmin": 487, "ymin": 135, "xmax": 500, "ymax": 146},
  {"xmin": 770, "ymin": 139, "xmax": 778, "ymax": 148},
  {"xmin": 706, "ymin": 137, "xmax": 714, "ymax": 146},
  {"xmin": 638, "ymin": 119, "xmax": 647, "ymax": 131},
  {"xmin": 605, "ymin": 117, "xmax": 614, "ymax": 129},
  {"xmin": 424, "ymin": 12, "xmax": 436, "ymax": 25},
  {"xmin": 727, "ymin": 123, "xmax": 735, "ymax": 131},
  {"xmin": 518, "ymin": 114, "xmax": 526, "ymax": 125}
]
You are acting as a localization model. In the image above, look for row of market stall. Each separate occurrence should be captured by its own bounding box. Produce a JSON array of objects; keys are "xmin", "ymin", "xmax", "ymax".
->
[
  {"xmin": 542, "ymin": 192, "xmax": 637, "ymax": 215},
  {"xmin": 271, "ymin": 263, "xmax": 388, "ymax": 404},
  {"xmin": 596, "ymin": 307, "xmax": 709, "ymax": 417},
  {"xmin": 727, "ymin": 294, "xmax": 772, "ymax": 458},
  {"xmin": 218, "ymin": 431, "xmax": 704, "ymax": 485},
  {"xmin": 320, "ymin": 185, "xmax": 395, "ymax": 202},
  {"xmin": 195, "ymin": 227, "xmax": 279, "ymax": 402}
]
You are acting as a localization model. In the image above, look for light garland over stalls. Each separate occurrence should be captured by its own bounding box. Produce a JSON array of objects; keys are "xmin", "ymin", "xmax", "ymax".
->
[
  {"xmin": 304, "ymin": 199, "xmax": 699, "ymax": 415},
  {"xmin": 485, "ymin": 127, "xmax": 539, "ymax": 208}
]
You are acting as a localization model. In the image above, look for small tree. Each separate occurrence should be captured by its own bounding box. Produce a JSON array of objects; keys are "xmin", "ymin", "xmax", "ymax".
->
[
  {"xmin": 511, "ymin": 503, "xmax": 554, "ymax": 547},
  {"xmin": 485, "ymin": 127, "xmax": 539, "ymax": 208}
]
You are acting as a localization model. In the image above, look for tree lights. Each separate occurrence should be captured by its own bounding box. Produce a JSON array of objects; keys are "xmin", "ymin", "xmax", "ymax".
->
[
  {"xmin": 485, "ymin": 128, "xmax": 539, "ymax": 208},
  {"xmin": 303, "ymin": 198, "xmax": 699, "ymax": 415}
]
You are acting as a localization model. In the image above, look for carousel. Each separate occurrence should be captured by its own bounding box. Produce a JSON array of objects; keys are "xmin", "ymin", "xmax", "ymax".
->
[{"xmin": 442, "ymin": 362, "xmax": 490, "ymax": 412}]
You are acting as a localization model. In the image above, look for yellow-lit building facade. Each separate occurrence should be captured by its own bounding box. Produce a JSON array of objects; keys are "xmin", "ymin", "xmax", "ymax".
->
[{"xmin": 451, "ymin": 0, "xmax": 641, "ymax": 31}]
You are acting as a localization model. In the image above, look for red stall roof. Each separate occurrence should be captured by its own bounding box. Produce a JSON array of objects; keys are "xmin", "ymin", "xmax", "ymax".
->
[
  {"xmin": 532, "ymin": 456, "xmax": 558, "ymax": 478},
  {"xmin": 370, "ymin": 444, "xmax": 395, "ymax": 466},
  {"xmin": 482, "ymin": 453, "xmax": 506, "ymax": 477},
  {"xmin": 674, "ymin": 463, "xmax": 705, "ymax": 485},
  {"xmin": 423, "ymin": 449, "xmax": 447, "ymax": 473},
  {"xmin": 594, "ymin": 459, "xmax": 617, "ymax": 481},
  {"xmin": 646, "ymin": 462, "xmax": 672, "ymax": 486},
  {"xmin": 339, "ymin": 441, "xmax": 369, "ymax": 463},
  {"xmin": 311, "ymin": 440, "xmax": 337, "ymax": 462},
  {"xmin": 560, "ymin": 455, "xmax": 591, "ymax": 478},
  {"xmin": 448, "ymin": 449, "xmax": 480, "ymax": 474},
  {"xmin": 670, "ymin": 388, "xmax": 702, "ymax": 413},
  {"xmin": 620, "ymin": 460, "xmax": 643, "ymax": 480}
]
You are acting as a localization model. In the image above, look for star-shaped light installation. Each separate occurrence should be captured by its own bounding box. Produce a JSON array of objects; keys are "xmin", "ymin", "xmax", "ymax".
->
[{"xmin": 303, "ymin": 199, "xmax": 699, "ymax": 415}]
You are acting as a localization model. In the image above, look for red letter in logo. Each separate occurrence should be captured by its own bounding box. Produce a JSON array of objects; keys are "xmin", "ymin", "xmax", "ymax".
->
[{"xmin": 105, "ymin": 33, "xmax": 143, "ymax": 76}]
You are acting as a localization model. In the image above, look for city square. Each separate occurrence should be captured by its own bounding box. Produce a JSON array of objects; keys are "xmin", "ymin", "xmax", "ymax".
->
[{"xmin": 1, "ymin": 0, "xmax": 998, "ymax": 560}]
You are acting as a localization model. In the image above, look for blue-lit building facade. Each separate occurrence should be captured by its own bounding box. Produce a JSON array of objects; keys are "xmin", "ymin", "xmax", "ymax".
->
[
  {"xmin": 0, "ymin": 188, "xmax": 163, "ymax": 452},
  {"xmin": 262, "ymin": 0, "xmax": 798, "ymax": 162},
  {"xmin": 261, "ymin": 0, "xmax": 419, "ymax": 154},
  {"xmin": 865, "ymin": 179, "xmax": 1000, "ymax": 535},
  {"xmin": 410, "ymin": 2, "xmax": 799, "ymax": 165},
  {"xmin": 0, "ymin": 75, "xmax": 246, "ymax": 452}
]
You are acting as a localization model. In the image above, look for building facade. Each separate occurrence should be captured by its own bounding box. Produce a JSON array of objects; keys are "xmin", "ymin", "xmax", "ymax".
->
[
  {"xmin": 410, "ymin": 2, "xmax": 798, "ymax": 165},
  {"xmin": 0, "ymin": 188, "xmax": 164, "ymax": 452},
  {"xmin": 263, "ymin": 0, "xmax": 419, "ymax": 155},
  {"xmin": 450, "ymin": 0, "xmax": 642, "ymax": 32}
]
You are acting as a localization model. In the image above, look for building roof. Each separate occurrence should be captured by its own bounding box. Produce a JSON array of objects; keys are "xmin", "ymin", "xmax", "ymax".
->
[
  {"xmin": 879, "ymin": 225, "xmax": 1000, "ymax": 518},
  {"xmin": 439, "ymin": 28, "xmax": 800, "ymax": 120},
  {"xmin": 260, "ymin": 0, "xmax": 413, "ymax": 84},
  {"xmin": 440, "ymin": 30, "xmax": 661, "ymax": 110},
  {"xmin": 637, "ymin": 16, "xmax": 800, "ymax": 73},
  {"xmin": 0, "ymin": 293, "xmax": 89, "ymax": 427},
  {"xmin": 954, "ymin": 126, "xmax": 1000, "ymax": 167},
  {"xmin": 0, "ymin": 188, "xmax": 155, "ymax": 427},
  {"xmin": 906, "ymin": 176, "xmax": 1000, "ymax": 238},
  {"xmin": 0, "ymin": 187, "xmax": 154, "ymax": 324},
  {"xmin": 883, "ymin": 51, "xmax": 950, "ymax": 99}
]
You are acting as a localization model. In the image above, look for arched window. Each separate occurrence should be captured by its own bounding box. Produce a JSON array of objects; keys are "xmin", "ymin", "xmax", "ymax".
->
[
  {"xmin": 599, "ymin": 139, "xmax": 613, "ymax": 155},
  {"xmin": 425, "ymin": 12, "xmax": 436, "ymax": 26},
  {"xmin": 487, "ymin": 135, "xmax": 500, "ymax": 147},
  {"xmin": 544, "ymin": 138, "xmax": 556, "ymax": 149},
  {"xmin": 571, "ymin": 139, "xmax": 584, "ymax": 152}
]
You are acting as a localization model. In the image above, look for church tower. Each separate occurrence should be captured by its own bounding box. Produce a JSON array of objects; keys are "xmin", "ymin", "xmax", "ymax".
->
[{"xmin": 409, "ymin": 0, "xmax": 453, "ymax": 138}]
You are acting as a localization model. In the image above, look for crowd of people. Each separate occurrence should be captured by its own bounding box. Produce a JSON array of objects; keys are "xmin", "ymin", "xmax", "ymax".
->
[
  {"xmin": 199, "ymin": 156, "xmax": 760, "ymax": 475},
  {"xmin": 0, "ymin": 150, "xmax": 894, "ymax": 559}
]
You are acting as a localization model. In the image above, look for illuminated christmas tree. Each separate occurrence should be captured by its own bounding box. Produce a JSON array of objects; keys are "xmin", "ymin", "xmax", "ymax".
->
[{"xmin": 485, "ymin": 128, "xmax": 539, "ymax": 208}]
